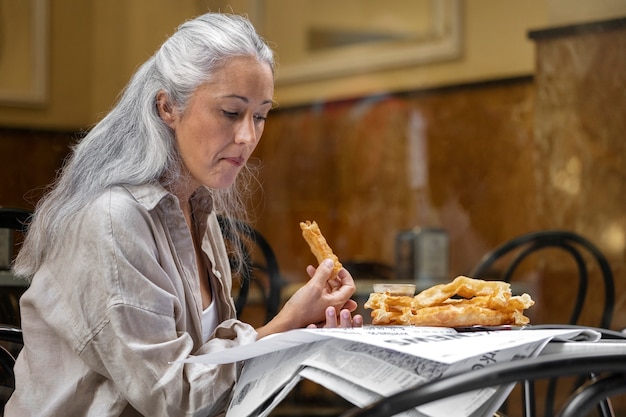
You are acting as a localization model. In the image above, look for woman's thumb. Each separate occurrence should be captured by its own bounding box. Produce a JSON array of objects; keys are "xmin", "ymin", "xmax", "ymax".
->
[{"xmin": 312, "ymin": 258, "xmax": 334, "ymax": 283}]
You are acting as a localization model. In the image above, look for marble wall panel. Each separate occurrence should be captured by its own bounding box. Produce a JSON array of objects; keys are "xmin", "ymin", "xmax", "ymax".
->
[
  {"xmin": 254, "ymin": 78, "xmax": 537, "ymax": 285},
  {"xmin": 531, "ymin": 21, "xmax": 626, "ymax": 329}
]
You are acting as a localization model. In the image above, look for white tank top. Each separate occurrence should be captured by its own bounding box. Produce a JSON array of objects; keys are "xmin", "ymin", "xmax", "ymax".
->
[{"xmin": 201, "ymin": 299, "xmax": 219, "ymax": 342}]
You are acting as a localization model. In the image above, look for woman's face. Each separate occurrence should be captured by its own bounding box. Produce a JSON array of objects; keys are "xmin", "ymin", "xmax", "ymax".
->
[{"xmin": 161, "ymin": 56, "xmax": 274, "ymax": 195}]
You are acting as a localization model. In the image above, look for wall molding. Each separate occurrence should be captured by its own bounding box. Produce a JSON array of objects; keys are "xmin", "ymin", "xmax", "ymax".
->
[
  {"xmin": 253, "ymin": 0, "xmax": 462, "ymax": 86},
  {"xmin": 0, "ymin": 0, "xmax": 48, "ymax": 106}
]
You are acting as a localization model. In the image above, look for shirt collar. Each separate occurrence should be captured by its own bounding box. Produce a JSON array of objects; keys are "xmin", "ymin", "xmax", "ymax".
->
[{"xmin": 121, "ymin": 183, "xmax": 214, "ymax": 214}]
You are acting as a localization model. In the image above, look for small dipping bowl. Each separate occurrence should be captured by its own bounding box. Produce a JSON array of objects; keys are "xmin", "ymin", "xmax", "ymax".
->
[{"xmin": 372, "ymin": 283, "xmax": 416, "ymax": 296}]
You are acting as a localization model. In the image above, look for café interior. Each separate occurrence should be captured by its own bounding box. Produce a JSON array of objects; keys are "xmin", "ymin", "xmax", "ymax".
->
[{"xmin": 1, "ymin": 0, "xmax": 626, "ymax": 416}]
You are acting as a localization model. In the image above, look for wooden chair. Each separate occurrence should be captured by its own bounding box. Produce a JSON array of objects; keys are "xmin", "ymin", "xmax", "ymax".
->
[{"xmin": 469, "ymin": 230, "xmax": 616, "ymax": 417}]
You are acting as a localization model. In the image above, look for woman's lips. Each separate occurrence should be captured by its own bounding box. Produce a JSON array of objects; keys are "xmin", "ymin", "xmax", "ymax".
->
[{"xmin": 224, "ymin": 156, "xmax": 245, "ymax": 166}]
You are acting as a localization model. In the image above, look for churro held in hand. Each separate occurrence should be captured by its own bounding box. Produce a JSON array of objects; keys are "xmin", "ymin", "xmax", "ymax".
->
[{"xmin": 300, "ymin": 220, "xmax": 342, "ymax": 278}]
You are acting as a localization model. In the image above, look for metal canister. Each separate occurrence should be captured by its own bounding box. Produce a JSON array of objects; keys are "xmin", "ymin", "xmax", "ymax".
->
[{"xmin": 395, "ymin": 228, "xmax": 449, "ymax": 285}]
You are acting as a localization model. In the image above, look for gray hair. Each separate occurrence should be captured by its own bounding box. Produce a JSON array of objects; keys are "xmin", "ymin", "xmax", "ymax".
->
[{"xmin": 14, "ymin": 12, "xmax": 275, "ymax": 278}]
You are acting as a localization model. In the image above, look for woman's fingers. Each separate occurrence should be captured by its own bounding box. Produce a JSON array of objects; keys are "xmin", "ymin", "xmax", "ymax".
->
[
  {"xmin": 305, "ymin": 308, "xmax": 363, "ymax": 328},
  {"xmin": 324, "ymin": 306, "xmax": 338, "ymax": 327},
  {"xmin": 339, "ymin": 309, "xmax": 364, "ymax": 328},
  {"xmin": 306, "ymin": 265, "xmax": 316, "ymax": 278},
  {"xmin": 339, "ymin": 309, "xmax": 351, "ymax": 328}
]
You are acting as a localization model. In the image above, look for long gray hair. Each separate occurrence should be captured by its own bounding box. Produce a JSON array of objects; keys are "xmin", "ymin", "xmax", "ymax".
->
[{"xmin": 14, "ymin": 12, "xmax": 275, "ymax": 279}]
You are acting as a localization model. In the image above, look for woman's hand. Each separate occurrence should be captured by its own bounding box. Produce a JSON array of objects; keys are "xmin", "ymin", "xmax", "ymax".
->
[{"xmin": 256, "ymin": 258, "xmax": 363, "ymax": 338}]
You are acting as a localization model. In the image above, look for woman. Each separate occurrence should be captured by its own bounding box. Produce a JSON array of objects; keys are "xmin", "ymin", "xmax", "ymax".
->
[{"xmin": 6, "ymin": 12, "xmax": 361, "ymax": 416}]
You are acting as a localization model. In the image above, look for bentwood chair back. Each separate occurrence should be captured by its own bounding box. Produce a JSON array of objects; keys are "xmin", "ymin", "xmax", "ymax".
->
[
  {"xmin": 217, "ymin": 216, "xmax": 284, "ymax": 324},
  {"xmin": 470, "ymin": 230, "xmax": 614, "ymax": 329},
  {"xmin": 469, "ymin": 230, "xmax": 616, "ymax": 417}
]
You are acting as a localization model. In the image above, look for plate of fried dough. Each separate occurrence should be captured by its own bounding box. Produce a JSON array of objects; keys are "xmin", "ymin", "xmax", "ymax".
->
[{"xmin": 364, "ymin": 275, "xmax": 534, "ymax": 328}]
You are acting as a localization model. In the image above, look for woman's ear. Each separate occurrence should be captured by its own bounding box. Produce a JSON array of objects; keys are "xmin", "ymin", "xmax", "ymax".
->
[{"xmin": 156, "ymin": 90, "xmax": 176, "ymax": 127}]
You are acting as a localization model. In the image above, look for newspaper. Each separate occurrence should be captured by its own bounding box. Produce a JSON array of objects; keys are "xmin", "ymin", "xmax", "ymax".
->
[{"xmin": 179, "ymin": 326, "xmax": 600, "ymax": 417}]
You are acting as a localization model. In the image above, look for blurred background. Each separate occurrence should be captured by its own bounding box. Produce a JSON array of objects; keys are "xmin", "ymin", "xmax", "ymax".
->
[
  {"xmin": 2, "ymin": 0, "xmax": 626, "ymax": 318},
  {"xmin": 2, "ymin": 1, "xmax": 626, "ymax": 415}
]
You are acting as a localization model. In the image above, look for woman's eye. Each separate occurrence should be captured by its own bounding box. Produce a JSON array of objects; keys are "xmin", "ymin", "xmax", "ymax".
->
[
  {"xmin": 254, "ymin": 114, "xmax": 268, "ymax": 122},
  {"xmin": 222, "ymin": 110, "xmax": 239, "ymax": 118}
]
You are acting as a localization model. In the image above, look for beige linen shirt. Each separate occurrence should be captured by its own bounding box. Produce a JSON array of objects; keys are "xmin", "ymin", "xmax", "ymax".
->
[{"xmin": 6, "ymin": 184, "xmax": 258, "ymax": 417}]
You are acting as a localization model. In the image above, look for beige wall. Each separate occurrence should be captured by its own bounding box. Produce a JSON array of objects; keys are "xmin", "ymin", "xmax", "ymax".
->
[
  {"xmin": 0, "ymin": 0, "xmax": 202, "ymax": 130},
  {"xmin": 0, "ymin": 0, "xmax": 93, "ymax": 129},
  {"xmin": 0, "ymin": 0, "xmax": 625, "ymax": 130}
]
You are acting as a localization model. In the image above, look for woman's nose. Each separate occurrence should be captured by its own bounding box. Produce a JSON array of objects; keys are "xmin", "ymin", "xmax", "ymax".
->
[{"xmin": 235, "ymin": 117, "xmax": 258, "ymax": 144}]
